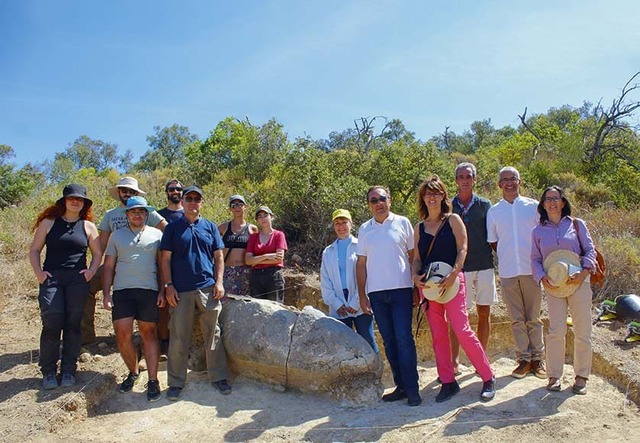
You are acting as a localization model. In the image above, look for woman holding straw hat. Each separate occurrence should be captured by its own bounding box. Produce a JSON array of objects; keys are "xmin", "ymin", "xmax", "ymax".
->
[
  {"xmin": 29, "ymin": 184, "xmax": 101, "ymax": 390},
  {"xmin": 412, "ymin": 175, "xmax": 495, "ymax": 403},
  {"xmin": 531, "ymin": 185, "xmax": 597, "ymax": 394}
]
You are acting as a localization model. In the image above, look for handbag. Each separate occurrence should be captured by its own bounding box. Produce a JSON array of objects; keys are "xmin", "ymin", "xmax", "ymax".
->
[{"xmin": 573, "ymin": 218, "xmax": 606, "ymax": 288}]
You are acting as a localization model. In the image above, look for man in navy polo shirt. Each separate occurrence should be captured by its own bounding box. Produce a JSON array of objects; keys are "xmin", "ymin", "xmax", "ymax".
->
[{"xmin": 160, "ymin": 185, "xmax": 231, "ymax": 401}]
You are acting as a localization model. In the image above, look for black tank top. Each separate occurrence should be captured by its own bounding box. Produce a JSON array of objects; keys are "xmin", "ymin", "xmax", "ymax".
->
[
  {"xmin": 43, "ymin": 218, "xmax": 88, "ymax": 271},
  {"xmin": 222, "ymin": 222, "xmax": 250, "ymax": 249},
  {"xmin": 418, "ymin": 217, "xmax": 457, "ymax": 272}
]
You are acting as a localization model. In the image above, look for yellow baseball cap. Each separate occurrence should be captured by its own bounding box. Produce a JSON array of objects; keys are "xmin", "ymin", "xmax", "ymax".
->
[{"xmin": 332, "ymin": 209, "xmax": 352, "ymax": 222}]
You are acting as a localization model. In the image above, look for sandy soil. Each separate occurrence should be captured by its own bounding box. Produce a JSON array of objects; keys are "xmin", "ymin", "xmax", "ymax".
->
[{"xmin": 1, "ymin": 289, "xmax": 639, "ymax": 443}]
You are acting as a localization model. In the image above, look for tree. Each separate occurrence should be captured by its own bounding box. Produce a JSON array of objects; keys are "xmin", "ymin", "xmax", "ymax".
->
[
  {"xmin": 0, "ymin": 145, "xmax": 42, "ymax": 207},
  {"xmin": 49, "ymin": 135, "xmax": 133, "ymax": 180},
  {"xmin": 135, "ymin": 124, "xmax": 198, "ymax": 172}
]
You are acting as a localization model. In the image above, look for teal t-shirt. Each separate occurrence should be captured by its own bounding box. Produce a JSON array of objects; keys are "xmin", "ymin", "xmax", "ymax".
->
[{"xmin": 105, "ymin": 226, "xmax": 163, "ymax": 291}]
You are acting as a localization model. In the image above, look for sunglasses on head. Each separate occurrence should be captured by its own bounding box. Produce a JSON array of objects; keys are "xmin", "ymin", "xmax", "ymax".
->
[
  {"xmin": 119, "ymin": 187, "xmax": 137, "ymax": 195},
  {"xmin": 230, "ymin": 202, "xmax": 245, "ymax": 209},
  {"xmin": 167, "ymin": 186, "xmax": 183, "ymax": 192},
  {"xmin": 369, "ymin": 195, "xmax": 388, "ymax": 204},
  {"xmin": 184, "ymin": 195, "xmax": 202, "ymax": 203}
]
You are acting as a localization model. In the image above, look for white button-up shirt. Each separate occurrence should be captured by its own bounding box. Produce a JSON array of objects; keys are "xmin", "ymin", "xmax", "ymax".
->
[{"xmin": 487, "ymin": 196, "xmax": 539, "ymax": 278}]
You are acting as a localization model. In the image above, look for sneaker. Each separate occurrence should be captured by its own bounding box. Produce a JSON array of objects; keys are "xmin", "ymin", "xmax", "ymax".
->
[
  {"xmin": 381, "ymin": 387, "xmax": 407, "ymax": 402},
  {"xmin": 511, "ymin": 360, "xmax": 532, "ymax": 379},
  {"xmin": 212, "ymin": 379, "xmax": 232, "ymax": 395},
  {"xmin": 60, "ymin": 373, "xmax": 76, "ymax": 387},
  {"xmin": 159, "ymin": 339, "xmax": 170, "ymax": 362},
  {"xmin": 119, "ymin": 372, "xmax": 138, "ymax": 393},
  {"xmin": 407, "ymin": 393, "xmax": 422, "ymax": 407},
  {"xmin": 435, "ymin": 381, "xmax": 460, "ymax": 403},
  {"xmin": 42, "ymin": 373, "xmax": 58, "ymax": 390},
  {"xmin": 146, "ymin": 380, "xmax": 162, "ymax": 402},
  {"xmin": 547, "ymin": 377, "xmax": 561, "ymax": 392},
  {"xmin": 480, "ymin": 377, "xmax": 496, "ymax": 401},
  {"xmin": 531, "ymin": 360, "xmax": 547, "ymax": 379},
  {"xmin": 572, "ymin": 376, "xmax": 587, "ymax": 395},
  {"xmin": 167, "ymin": 386, "xmax": 182, "ymax": 401}
]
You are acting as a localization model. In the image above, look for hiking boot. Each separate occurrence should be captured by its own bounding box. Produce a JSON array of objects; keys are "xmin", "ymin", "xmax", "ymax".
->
[
  {"xmin": 212, "ymin": 379, "xmax": 232, "ymax": 395},
  {"xmin": 480, "ymin": 377, "xmax": 496, "ymax": 401},
  {"xmin": 146, "ymin": 380, "xmax": 161, "ymax": 402},
  {"xmin": 42, "ymin": 373, "xmax": 58, "ymax": 390},
  {"xmin": 511, "ymin": 360, "xmax": 532, "ymax": 379},
  {"xmin": 119, "ymin": 372, "xmax": 138, "ymax": 393},
  {"xmin": 60, "ymin": 373, "xmax": 76, "ymax": 387},
  {"xmin": 531, "ymin": 360, "xmax": 547, "ymax": 379},
  {"xmin": 382, "ymin": 387, "xmax": 407, "ymax": 402},
  {"xmin": 435, "ymin": 381, "xmax": 460, "ymax": 403},
  {"xmin": 167, "ymin": 386, "xmax": 182, "ymax": 401}
]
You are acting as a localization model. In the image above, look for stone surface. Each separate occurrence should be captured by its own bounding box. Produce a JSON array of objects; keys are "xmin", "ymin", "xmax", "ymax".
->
[{"xmin": 219, "ymin": 296, "xmax": 383, "ymax": 405}]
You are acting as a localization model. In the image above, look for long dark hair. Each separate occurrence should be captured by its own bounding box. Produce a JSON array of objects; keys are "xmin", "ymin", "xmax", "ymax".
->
[
  {"xmin": 417, "ymin": 174, "xmax": 452, "ymax": 220},
  {"xmin": 537, "ymin": 185, "xmax": 572, "ymax": 223}
]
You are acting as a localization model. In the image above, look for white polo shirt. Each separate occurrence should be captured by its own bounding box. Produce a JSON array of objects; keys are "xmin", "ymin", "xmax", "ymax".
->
[
  {"xmin": 356, "ymin": 212, "xmax": 414, "ymax": 294},
  {"xmin": 487, "ymin": 196, "xmax": 539, "ymax": 278}
]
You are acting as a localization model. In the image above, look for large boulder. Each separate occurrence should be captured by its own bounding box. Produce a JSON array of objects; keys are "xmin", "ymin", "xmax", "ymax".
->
[{"xmin": 220, "ymin": 297, "xmax": 383, "ymax": 405}]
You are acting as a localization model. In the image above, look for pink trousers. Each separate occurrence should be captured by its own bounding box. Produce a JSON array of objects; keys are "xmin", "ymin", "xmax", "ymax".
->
[{"xmin": 424, "ymin": 273, "xmax": 494, "ymax": 383}]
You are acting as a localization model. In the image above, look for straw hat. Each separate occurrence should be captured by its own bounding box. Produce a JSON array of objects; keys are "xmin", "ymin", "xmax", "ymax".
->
[
  {"xmin": 421, "ymin": 261, "xmax": 460, "ymax": 304},
  {"xmin": 543, "ymin": 250, "xmax": 583, "ymax": 298}
]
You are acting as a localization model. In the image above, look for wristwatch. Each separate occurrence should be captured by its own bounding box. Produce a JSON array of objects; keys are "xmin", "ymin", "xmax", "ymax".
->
[{"xmin": 164, "ymin": 282, "xmax": 173, "ymax": 289}]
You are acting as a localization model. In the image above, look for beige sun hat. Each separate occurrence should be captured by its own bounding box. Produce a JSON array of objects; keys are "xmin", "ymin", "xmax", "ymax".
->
[
  {"xmin": 421, "ymin": 261, "xmax": 460, "ymax": 304},
  {"xmin": 543, "ymin": 250, "xmax": 583, "ymax": 298},
  {"xmin": 108, "ymin": 177, "xmax": 147, "ymax": 200}
]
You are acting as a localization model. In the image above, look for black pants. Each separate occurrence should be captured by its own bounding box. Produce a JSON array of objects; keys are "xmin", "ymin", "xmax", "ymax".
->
[
  {"xmin": 249, "ymin": 267, "xmax": 284, "ymax": 303},
  {"xmin": 38, "ymin": 268, "xmax": 89, "ymax": 375}
]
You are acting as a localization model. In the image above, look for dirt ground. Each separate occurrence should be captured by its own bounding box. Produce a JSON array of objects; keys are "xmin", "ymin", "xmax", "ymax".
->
[{"xmin": 1, "ymin": 287, "xmax": 640, "ymax": 442}]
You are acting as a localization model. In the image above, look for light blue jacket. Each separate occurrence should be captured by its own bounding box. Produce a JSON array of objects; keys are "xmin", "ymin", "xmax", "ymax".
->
[{"xmin": 320, "ymin": 235, "xmax": 363, "ymax": 318}]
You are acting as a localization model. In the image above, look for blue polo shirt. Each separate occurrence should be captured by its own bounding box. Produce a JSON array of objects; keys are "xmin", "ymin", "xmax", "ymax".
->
[{"xmin": 160, "ymin": 215, "xmax": 225, "ymax": 292}]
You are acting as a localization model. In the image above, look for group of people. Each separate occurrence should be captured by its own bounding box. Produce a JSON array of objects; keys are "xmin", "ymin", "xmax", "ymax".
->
[
  {"xmin": 30, "ymin": 177, "xmax": 287, "ymax": 401},
  {"xmin": 30, "ymin": 163, "xmax": 597, "ymax": 405},
  {"xmin": 320, "ymin": 163, "xmax": 596, "ymax": 406}
]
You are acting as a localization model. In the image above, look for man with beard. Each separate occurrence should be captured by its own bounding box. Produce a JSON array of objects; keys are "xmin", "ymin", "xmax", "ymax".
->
[
  {"xmin": 158, "ymin": 179, "xmax": 185, "ymax": 224},
  {"xmin": 81, "ymin": 177, "xmax": 167, "ymax": 344}
]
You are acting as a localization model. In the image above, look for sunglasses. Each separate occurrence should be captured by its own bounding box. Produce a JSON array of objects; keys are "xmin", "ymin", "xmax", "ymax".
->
[
  {"xmin": 184, "ymin": 196, "xmax": 202, "ymax": 203},
  {"xmin": 369, "ymin": 195, "xmax": 388, "ymax": 204},
  {"xmin": 167, "ymin": 187, "xmax": 183, "ymax": 192},
  {"xmin": 119, "ymin": 187, "xmax": 137, "ymax": 195},
  {"xmin": 230, "ymin": 202, "xmax": 245, "ymax": 209}
]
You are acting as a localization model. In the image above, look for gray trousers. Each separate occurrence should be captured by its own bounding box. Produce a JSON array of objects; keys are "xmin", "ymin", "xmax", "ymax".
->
[{"xmin": 167, "ymin": 286, "xmax": 229, "ymax": 388}]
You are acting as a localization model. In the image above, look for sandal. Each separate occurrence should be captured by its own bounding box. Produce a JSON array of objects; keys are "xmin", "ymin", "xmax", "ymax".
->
[{"xmin": 547, "ymin": 377, "xmax": 561, "ymax": 391}]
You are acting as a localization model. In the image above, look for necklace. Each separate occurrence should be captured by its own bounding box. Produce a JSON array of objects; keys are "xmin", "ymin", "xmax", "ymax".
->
[
  {"xmin": 62, "ymin": 216, "xmax": 80, "ymax": 231},
  {"xmin": 128, "ymin": 223, "xmax": 145, "ymax": 244}
]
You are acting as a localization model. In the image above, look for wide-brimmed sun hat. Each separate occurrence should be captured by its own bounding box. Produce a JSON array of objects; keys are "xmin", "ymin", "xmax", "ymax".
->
[
  {"xmin": 420, "ymin": 261, "xmax": 460, "ymax": 304},
  {"xmin": 109, "ymin": 177, "xmax": 147, "ymax": 200},
  {"xmin": 543, "ymin": 250, "xmax": 583, "ymax": 298},
  {"xmin": 57, "ymin": 183, "xmax": 93, "ymax": 208}
]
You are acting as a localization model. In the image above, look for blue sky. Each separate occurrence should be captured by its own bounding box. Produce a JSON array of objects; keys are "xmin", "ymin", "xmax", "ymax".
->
[{"xmin": 2, "ymin": 0, "xmax": 639, "ymax": 167}]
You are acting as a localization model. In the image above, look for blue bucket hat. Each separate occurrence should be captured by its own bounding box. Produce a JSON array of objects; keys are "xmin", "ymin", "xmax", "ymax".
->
[{"xmin": 125, "ymin": 196, "xmax": 155, "ymax": 212}]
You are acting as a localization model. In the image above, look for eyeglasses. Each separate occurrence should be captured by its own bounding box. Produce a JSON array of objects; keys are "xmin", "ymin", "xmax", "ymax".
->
[
  {"xmin": 119, "ymin": 187, "xmax": 138, "ymax": 195},
  {"xmin": 369, "ymin": 196, "xmax": 388, "ymax": 204},
  {"xmin": 424, "ymin": 192, "xmax": 443, "ymax": 197},
  {"xmin": 184, "ymin": 196, "xmax": 202, "ymax": 203},
  {"xmin": 167, "ymin": 187, "xmax": 183, "ymax": 193},
  {"xmin": 230, "ymin": 202, "xmax": 245, "ymax": 209},
  {"xmin": 545, "ymin": 196, "xmax": 562, "ymax": 203},
  {"xmin": 127, "ymin": 208, "xmax": 148, "ymax": 215},
  {"xmin": 499, "ymin": 177, "xmax": 519, "ymax": 183}
]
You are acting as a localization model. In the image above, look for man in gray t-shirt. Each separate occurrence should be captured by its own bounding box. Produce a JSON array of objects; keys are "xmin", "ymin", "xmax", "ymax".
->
[
  {"xmin": 81, "ymin": 176, "xmax": 167, "ymax": 344},
  {"xmin": 102, "ymin": 196, "xmax": 165, "ymax": 402}
]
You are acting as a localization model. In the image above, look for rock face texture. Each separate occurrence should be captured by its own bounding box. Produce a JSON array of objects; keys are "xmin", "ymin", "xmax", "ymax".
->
[{"xmin": 217, "ymin": 297, "xmax": 383, "ymax": 405}]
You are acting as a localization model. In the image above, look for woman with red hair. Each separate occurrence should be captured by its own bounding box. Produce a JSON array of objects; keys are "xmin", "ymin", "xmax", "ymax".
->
[{"xmin": 29, "ymin": 184, "xmax": 101, "ymax": 390}]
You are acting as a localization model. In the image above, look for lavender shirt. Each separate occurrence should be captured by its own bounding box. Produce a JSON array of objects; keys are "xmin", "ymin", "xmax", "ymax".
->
[{"xmin": 531, "ymin": 216, "xmax": 597, "ymax": 284}]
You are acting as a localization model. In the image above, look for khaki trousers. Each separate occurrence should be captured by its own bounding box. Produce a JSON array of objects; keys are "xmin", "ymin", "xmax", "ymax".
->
[
  {"xmin": 500, "ymin": 275, "xmax": 544, "ymax": 361},
  {"xmin": 168, "ymin": 286, "xmax": 229, "ymax": 388},
  {"xmin": 546, "ymin": 281, "xmax": 592, "ymax": 379}
]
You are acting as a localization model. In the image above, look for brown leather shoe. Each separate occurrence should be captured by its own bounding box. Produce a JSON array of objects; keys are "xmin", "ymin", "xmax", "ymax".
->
[
  {"xmin": 531, "ymin": 360, "xmax": 547, "ymax": 379},
  {"xmin": 511, "ymin": 360, "xmax": 532, "ymax": 379}
]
